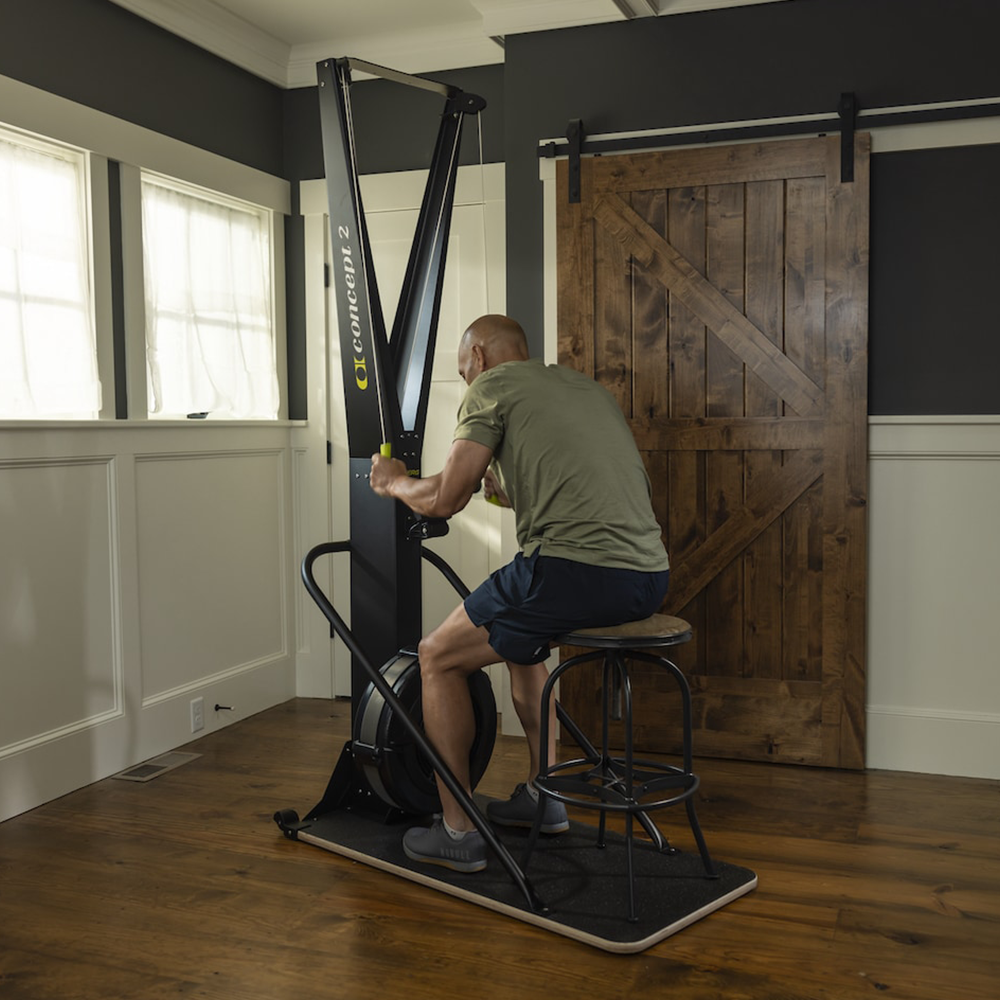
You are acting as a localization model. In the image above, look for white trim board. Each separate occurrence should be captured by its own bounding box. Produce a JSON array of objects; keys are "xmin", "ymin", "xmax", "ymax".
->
[
  {"xmin": 866, "ymin": 707, "xmax": 1000, "ymax": 781},
  {"xmin": 866, "ymin": 417, "xmax": 1000, "ymax": 780}
]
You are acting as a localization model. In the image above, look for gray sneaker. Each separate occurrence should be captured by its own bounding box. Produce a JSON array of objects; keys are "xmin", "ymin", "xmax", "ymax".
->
[
  {"xmin": 402, "ymin": 820, "xmax": 487, "ymax": 873},
  {"xmin": 486, "ymin": 782, "xmax": 569, "ymax": 834}
]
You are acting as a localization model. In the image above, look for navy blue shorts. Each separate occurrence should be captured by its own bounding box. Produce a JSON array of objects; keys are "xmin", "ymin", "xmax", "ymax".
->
[{"xmin": 464, "ymin": 551, "xmax": 670, "ymax": 665}]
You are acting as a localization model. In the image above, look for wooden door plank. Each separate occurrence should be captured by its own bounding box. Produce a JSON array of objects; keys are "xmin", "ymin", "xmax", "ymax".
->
[
  {"xmin": 705, "ymin": 181, "xmax": 746, "ymax": 679},
  {"xmin": 666, "ymin": 449, "xmax": 823, "ymax": 615},
  {"xmin": 630, "ymin": 416, "xmax": 825, "ymax": 451},
  {"xmin": 782, "ymin": 478, "xmax": 825, "ymax": 682},
  {"xmin": 630, "ymin": 190, "xmax": 669, "ymax": 420},
  {"xmin": 744, "ymin": 179, "xmax": 785, "ymax": 682},
  {"xmin": 590, "ymin": 136, "xmax": 829, "ymax": 193},
  {"xmin": 666, "ymin": 185, "xmax": 707, "ymax": 673},
  {"xmin": 594, "ymin": 198, "xmax": 632, "ymax": 411},
  {"xmin": 592, "ymin": 193, "xmax": 824, "ymax": 415},
  {"xmin": 783, "ymin": 177, "xmax": 827, "ymax": 683},
  {"xmin": 819, "ymin": 133, "xmax": 870, "ymax": 768},
  {"xmin": 556, "ymin": 160, "xmax": 594, "ymax": 377}
]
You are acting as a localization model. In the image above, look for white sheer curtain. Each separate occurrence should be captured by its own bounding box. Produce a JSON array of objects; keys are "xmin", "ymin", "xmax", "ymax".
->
[
  {"xmin": 140, "ymin": 178, "xmax": 278, "ymax": 419},
  {"xmin": 0, "ymin": 132, "xmax": 100, "ymax": 418}
]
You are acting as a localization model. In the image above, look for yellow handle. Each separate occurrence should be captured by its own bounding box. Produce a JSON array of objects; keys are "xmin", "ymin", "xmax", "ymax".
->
[{"xmin": 380, "ymin": 442, "xmax": 392, "ymax": 458}]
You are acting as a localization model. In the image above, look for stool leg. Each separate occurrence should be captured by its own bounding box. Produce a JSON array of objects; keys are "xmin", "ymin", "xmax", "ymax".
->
[
  {"xmin": 596, "ymin": 652, "xmax": 613, "ymax": 849},
  {"xmin": 625, "ymin": 810, "xmax": 637, "ymax": 922},
  {"xmin": 669, "ymin": 651, "xmax": 718, "ymax": 879},
  {"xmin": 686, "ymin": 798, "xmax": 718, "ymax": 878},
  {"xmin": 621, "ymin": 655, "xmax": 638, "ymax": 922}
]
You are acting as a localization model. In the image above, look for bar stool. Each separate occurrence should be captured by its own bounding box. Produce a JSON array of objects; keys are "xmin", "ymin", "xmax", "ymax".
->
[{"xmin": 525, "ymin": 614, "xmax": 717, "ymax": 922}]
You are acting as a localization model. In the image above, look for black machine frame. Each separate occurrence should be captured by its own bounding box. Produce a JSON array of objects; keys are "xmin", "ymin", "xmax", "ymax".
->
[{"xmin": 274, "ymin": 57, "xmax": 547, "ymax": 913}]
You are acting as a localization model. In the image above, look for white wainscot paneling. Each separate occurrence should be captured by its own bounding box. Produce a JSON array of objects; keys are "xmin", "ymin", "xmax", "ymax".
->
[
  {"xmin": 135, "ymin": 449, "xmax": 287, "ymax": 703},
  {"xmin": 866, "ymin": 417, "xmax": 1000, "ymax": 779},
  {"xmin": 0, "ymin": 458, "xmax": 121, "ymax": 754}
]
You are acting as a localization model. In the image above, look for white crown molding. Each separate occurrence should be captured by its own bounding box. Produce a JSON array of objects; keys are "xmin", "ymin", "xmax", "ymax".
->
[
  {"xmin": 655, "ymin": 0, "xmax": 792, "ymax": 14},
  {"xmin": 471, "ymin": 0, "xmax": 626, "ymax": 36},
  {"xmin": 472, "ymin": 0, "xmax": 792, "ymax": 35},
  {"xmin": 288, "ymin": 24, "xmax": 504, "ymax": 89},
  {"xmin": 107, "ymin": 0, "xmax": 292, "ymax": 87}
]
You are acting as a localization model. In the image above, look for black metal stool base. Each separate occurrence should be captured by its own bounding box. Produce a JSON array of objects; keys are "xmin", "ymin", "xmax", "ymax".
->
[{"xmin": 525, "ymin": 614, "xmax": 717, "ymax": 923}]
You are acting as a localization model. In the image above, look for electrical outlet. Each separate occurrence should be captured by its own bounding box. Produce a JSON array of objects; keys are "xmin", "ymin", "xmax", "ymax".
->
[{"xmin": 190, "ymin": 697, "xmax": 204, "ymax": 733}]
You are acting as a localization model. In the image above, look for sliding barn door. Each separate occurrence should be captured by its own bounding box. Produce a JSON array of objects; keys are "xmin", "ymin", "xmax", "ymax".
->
[{"xmin": 557, "ymin": 135, "xmax": 869, "ymax": 769}]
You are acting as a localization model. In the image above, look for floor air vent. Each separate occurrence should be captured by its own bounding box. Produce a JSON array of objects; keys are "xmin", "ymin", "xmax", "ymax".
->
[{"xmin": 113, "ymin": 751, "xmax": 201, "ymax": 782}]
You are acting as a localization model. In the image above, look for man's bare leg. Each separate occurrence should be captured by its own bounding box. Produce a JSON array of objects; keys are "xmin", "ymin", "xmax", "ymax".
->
[
  {"xmin": 506, "ymin": 660, "xmax": 557, "ymax": 782},
  {"xmin": 417, "ymin": 603, "xmax": 502, "ymax": 832}
]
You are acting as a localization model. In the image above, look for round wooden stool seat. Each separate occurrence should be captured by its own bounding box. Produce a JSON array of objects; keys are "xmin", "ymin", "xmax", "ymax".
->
[{"xmin": 559, "ymin": 613, "xmax": 692, "ymax": 649}]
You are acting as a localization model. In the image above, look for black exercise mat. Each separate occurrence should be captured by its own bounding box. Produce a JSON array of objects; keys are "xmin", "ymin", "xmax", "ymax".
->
[{"xmin": 295, "ymin": 798, "xmax": 756, "ymax": 953}]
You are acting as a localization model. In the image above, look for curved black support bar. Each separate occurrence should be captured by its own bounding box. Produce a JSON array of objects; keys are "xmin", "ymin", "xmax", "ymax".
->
[
  {"xmin": 420, "ymin": 546, "xmax": 471, "ymax": 600},
  {"xmin": 301, "ymin": 541, "xmax": 548, "ymax": 914}
]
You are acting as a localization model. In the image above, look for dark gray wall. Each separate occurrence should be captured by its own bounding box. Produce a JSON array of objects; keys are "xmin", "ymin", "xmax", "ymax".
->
[
  {"xmin": 0, "ymin": 0, "xmax": 283, "ymax": 175},
  {"xmin": 503, "ymin": 0, "xmax": 1000, "ymax": 411},
  {"xmin": 870, "ymin": 144, "xmax": 1000, "ymax": 415}
]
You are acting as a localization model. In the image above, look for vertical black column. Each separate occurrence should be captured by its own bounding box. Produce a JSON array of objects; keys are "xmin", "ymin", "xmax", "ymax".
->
[{"xmin": 317, "ymin": 57, "xmax": 485, "ymax": 720}]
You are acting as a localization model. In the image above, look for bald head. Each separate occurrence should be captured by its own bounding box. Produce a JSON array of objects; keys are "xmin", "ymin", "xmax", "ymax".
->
[{"xmin": 458, "ymin": 315, "xmax": 530, "ymax": 385}]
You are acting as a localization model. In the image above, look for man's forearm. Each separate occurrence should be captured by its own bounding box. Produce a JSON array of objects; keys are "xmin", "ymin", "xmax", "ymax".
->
[
  {"xmin": 369, "ymin": 438, "xmax": 491, "ymax": 518},
  {"xmin": 386, "ymin": 470, "xmax": 458, "ymax": 519}
]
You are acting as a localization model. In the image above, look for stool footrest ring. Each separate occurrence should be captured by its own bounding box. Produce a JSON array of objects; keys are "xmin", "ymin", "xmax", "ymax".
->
[{"xmin": 536, "ymin": 760, "xmax": 699, "ymax": 812}]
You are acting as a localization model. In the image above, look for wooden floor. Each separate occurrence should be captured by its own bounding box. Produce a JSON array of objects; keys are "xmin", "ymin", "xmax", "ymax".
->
[{"xmin": 1, "ymin": 698, "xmax": 998, "ymax": 1000}]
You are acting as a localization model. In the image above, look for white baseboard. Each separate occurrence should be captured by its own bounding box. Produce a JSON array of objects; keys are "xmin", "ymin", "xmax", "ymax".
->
[{"xmin": 866, "ymin": 705, "xmax": 1000, "ymax": 780}]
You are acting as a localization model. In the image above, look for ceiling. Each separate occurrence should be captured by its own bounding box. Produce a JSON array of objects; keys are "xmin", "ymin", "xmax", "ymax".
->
[{"xmin": 108, "ymin": 0, "xmax": 793, "ymax": 88}]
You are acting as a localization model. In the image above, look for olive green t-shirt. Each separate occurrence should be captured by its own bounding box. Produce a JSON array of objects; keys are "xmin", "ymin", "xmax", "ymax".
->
[{"xmin": 454, "ymin": 358, "xmax": 669, "ymax": 572}]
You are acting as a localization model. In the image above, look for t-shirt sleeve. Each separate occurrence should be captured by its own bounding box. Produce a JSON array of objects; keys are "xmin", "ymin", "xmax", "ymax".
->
[{"xmin": 453, "ymin": 379, "xmax": 504, "ymax": 452}]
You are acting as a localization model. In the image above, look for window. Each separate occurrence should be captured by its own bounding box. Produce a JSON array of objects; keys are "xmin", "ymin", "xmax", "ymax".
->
[
  {"xmin": 0, "ymin": 128, "xmax": 101, "ymax": 419},
  {"xmin": 140, "ymin": 175, "xmax": 279, "ymax": 419}
]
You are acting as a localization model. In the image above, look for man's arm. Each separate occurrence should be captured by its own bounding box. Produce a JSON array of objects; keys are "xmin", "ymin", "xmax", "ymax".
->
[{"xmin": 369, "ymin": 438, "xmax": 493, "ymax": 518}]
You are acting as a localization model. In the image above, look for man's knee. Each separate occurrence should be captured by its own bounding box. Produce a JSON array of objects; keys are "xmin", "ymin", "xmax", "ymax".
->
[
  {"xmin": 417, "ymin": 629, "xmax": 465, "ymax": 678},
  {"xmin": 417, "ymin": 632, "xmax": 444, "ymax": 673}
]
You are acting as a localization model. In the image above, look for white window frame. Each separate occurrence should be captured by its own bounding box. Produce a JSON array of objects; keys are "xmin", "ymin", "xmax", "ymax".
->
[
  {"xmin": 129, "ymin": 169, "xmax": 281, "ymax": 421},
  {"xmin": 0, "ymin": 121, "xmax": 114, "ymax": 420}
]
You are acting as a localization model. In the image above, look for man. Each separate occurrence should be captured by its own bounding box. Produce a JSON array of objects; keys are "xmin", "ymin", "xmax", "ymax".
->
[{"xmin": 368, "ymin": 314, "xmax": 669, "ymax": 872}]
